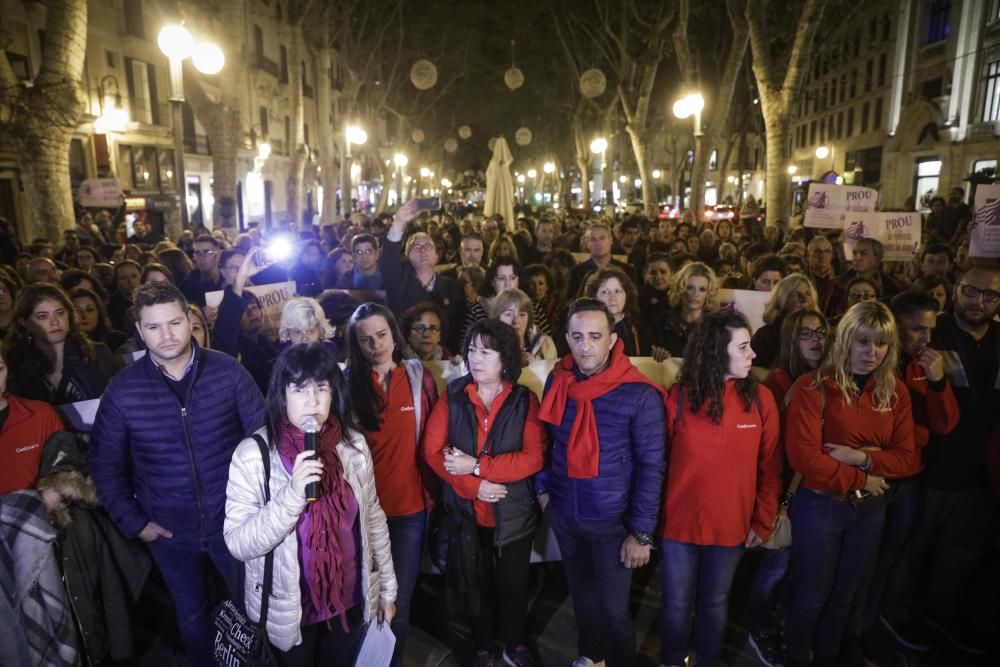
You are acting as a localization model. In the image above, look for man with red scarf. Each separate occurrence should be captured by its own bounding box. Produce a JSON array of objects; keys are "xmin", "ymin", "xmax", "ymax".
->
[{"xmin": 537, "ymin": 298, "xmax": 666, "ymax": 667}]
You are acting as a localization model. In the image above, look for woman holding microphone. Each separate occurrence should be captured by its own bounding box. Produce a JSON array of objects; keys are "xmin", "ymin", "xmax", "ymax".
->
[
  {"xmin": 224, "ymin": 344, "xmax": 397, "ymax": 666},
  {"xmin": 783, "ymin": 302, "xmax": 916, "ymax": 667}
]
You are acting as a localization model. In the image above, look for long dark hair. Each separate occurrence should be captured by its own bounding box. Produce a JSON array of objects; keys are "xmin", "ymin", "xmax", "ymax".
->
[
  {"xmin": 265, "ymin": 343, "xmax": 359, "ymax": 446},
  {"xmin": 345, "ymin": 303, "xmax": 404, "ymax": 432},
  {"xmin": 774, "ymin": 308, "xmax": 827, "ymax": 380},
  {"xmin": 69, "ymin": 287, "xmax": 114, "ymax": 343},
  {"xmin": 4, "ymin": 283, "xmax": 96, "ymax": 377},
  {"xmin": 680, "ymin": 310, "xmax": 758, "ymax": 424}
]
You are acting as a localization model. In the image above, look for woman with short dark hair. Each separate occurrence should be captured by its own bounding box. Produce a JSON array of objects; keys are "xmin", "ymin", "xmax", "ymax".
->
[
  {"xmin": 225, "ymin": 343, "xmax": 397, "ymax": 665},
  {"xmin": 422, "ymin": 319, "xmax": 548, "ymax": 667}
]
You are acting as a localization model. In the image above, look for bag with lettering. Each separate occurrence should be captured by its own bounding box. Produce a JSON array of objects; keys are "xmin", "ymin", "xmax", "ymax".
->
[{"xmin": 212, "ymin": 434, "xmax": 277, "ymax": 666}]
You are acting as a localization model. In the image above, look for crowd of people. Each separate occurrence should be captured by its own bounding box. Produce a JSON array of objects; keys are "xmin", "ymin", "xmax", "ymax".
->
[{"xmin": 0, "ymin": 186, "xmax": 997, "ymax": 667}]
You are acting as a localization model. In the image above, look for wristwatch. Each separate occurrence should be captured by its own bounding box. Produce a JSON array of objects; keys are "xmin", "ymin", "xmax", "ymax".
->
[
  {"xmin": 472, "ymin": 458, "xmax": 481, "ymax": 477},
  {"xmin": 858, "ymin": 452, "xmax": 872, "ymax": 472},
  {"xmin": 630, "ymin": 529, "xmax": 654, "ymax": 546}
]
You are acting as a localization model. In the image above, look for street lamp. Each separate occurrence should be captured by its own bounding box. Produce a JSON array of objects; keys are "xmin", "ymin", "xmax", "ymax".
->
[
  {"xmin": 158, "ymin": 23, "xmax": 224, "ymax": 234},
  {"xmin": 590, "ymin": 138, "xmax": 609, "ymax": 204},
  {"xmin": 93, "ymin": 75, "xmax": 128, "ymax": 134},
  {"xmin": 673, "ymin": 92, "xmax": 705, "ymax": 211},
  {"xmin": 340, "ymin": 124, "xmax": 367, "ymax": 217},
  {"xmin": 815, "ymin": 145, "xmax": 830, "ymax": 159},
  {"xmin": 543, "ymin": 162, "xmax": 555, "ymax": 174},
  {"xmin": 787, "ymin": 165, "xmax": 798, "ymax": 175}
]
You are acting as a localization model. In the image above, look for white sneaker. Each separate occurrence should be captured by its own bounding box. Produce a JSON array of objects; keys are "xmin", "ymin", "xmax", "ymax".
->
[{"xmin": 571, "ymin": 659, "xmax": 605, "ymax": 667}]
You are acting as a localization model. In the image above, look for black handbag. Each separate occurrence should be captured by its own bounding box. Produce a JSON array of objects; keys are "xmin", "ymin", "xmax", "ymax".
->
[{"xmin": 212, "ymin": 434, "xmax": 277, "ymax": 667}]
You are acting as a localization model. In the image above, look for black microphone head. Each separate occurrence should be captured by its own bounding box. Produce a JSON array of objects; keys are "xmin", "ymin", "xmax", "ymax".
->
[{"xmin": 302, "ymin": 416, "xmax": 322, "ymax": 433}]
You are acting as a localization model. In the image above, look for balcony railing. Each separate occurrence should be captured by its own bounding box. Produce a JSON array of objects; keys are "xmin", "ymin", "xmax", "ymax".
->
[{"xmin": 253, "ymin": 54, "xmax": 280, "ymax": 79}]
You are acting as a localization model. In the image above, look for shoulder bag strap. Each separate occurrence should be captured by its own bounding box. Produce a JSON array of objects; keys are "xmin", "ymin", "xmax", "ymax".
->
[{"xmin": 251, "ymin": 434, "xmax": 275, "ymax": 635}]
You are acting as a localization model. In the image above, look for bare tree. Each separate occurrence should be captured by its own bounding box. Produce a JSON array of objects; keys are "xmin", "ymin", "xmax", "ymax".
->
[
  {"xmin": 744, "ymin": 0, "xmax": 828, "ymax": 225},
  {"xmin": 0, "ymin": 0, "xmax": 87, "ymax": 240}
]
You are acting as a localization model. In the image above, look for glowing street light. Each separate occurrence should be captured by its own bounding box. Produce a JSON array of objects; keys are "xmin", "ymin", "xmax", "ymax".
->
[
  {"xmin": 420, "ymin": 166, "xmax": 432, "ymax": 178},
  {"xmin": 394, "ymin": 153, "xmax": 409, "ymax": 168},
  {"xmin": 652, "ymin": 169, "xmax": 662, "ymax": 179},
  {"xmin": 192, "ymin": 42, "xmax": 225, "ymax": 75},
  {"xmin": 815, "ymin": 145, "xmax": 830, "ymax": 159},
  {"xmin": 543, "ymin": 162, "xmax": 556, "ymax": 174},
  {"xmin": 516, "ymin": 174, "xmax": 526, "ymax": 184},
  {"xmin": 589, "ymin": 137, "xmax": 608, "ymax": 154},
  {"xmin": 346, "ymin": 125, "xmax": 368, "ymax": 146},
  {"xmin": 527, "ymin": 168, "xmax": 537, "ymax": 179},
  {"xmin": 157, "ymin": 25, "xmax": 194, "ymax": 61},
  {"xmin": 673, "ymin": 92, "xmax": 705, "ymax": 211},
  {"xmin": 787, "ymin": 165, "xmax": 798, "ymax": 175}
]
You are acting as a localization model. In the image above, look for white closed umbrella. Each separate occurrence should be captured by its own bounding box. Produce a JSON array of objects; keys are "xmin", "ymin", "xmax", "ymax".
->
[{"xmin": 484, "ymin": 136, "xmax": 515, "ymax": 232}]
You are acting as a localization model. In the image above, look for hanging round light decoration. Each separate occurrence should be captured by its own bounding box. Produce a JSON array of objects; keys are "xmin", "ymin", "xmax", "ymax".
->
[
  {"xmin": 409, "ymin": 59, "xmax": 438, "ymax": 90},
  {"xmin": 444, "ymin": 138, "xmax": 459, "ymax": 153},
  {"xmin": 579, "ymin": 68, "xmax": 607, "ymax": 98},
  {"xmin": 411, "ymin": 129, "xmax": 425, "ymax": 144},
  {"xmin": 514, "ymin": 127, "xmax": 532, "ymax": 146},
  {"xmin": 504, "ymin": 39, "xmax": 524, "ymax": 91},
  {"xmin": 458, "ymin": 125, "xmax": 472, "ymax": 140}
]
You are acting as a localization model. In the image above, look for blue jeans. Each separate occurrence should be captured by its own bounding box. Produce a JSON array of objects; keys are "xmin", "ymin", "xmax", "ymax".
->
[
  {"xmin": 784, "ymin": 489, "xmax": 885, "ymax": 662},
  {"xmin": 386, "ymin": 511, "xmax": 426, "ymax": 667},
  {"xmin": 850, "ymin": 476, "xmax": 920, "ymax": 633},
  {"xmin": 148, "ymin": 531, "xmax": 243, "ymax": 667},
  {"xmin": 660, "ymin": 539, "xmax": 745, "ymax": 666},
  {"xmin": 747, "ymin": 547, "xmax": 792, "ymax": 635},
  {"xmin": 546, "ymin": 505, "xmax": 635, "ymax": 667}
]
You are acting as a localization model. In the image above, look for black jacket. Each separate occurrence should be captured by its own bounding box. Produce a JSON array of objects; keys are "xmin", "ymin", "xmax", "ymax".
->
[{"xmin": 8, "ymin": 339, "xmax": 113, "ymax": 405}]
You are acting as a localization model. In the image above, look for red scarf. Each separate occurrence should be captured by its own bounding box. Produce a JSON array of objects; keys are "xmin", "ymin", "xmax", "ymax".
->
[
  {"xmin": 539, "ymin": 339, "xmax": 668, "ymax": 478},
  {"xmin": 276, "ymin": 417, "xmax": 354, "ymax": 629}
]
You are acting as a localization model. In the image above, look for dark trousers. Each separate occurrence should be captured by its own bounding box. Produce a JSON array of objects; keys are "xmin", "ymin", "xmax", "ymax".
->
[
  {"xmin": 747, "ymin": 547, "xmax": 792, "ymax": 635},
  {"xmin": 850, "ymin": 476, "xmax": 920, "ymax": 634},
  {"xmin": 148, "ymin": 532, "xmax": 242, "ymax": 667},
  {"xmin": 546, "ymin": 505, "xmax": 635, "ymax": 667},
  {"xmin": 660, "ymin": 539, "xmax": 745, "ymax": 666},
  {"xmin": 885, "ymin": 487, "xmax": 998, "ymax": 621},
  {"xmin": 461, "ymin": 527, "xmax": 533, "ymax": 652},
  {"xmin": 785, "ymin": 489, "xmax": 886, "ymax": 662},
  {"xmin": 274, "ymin": 606, "xmax": 363, "ymax": 667},
  {"xmin": 386, "ymin": 511, "xmax": 426, "ymax": 667}
]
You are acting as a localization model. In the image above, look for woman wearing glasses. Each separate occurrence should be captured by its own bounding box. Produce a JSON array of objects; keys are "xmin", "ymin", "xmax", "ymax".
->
[
  {"xmin": 783, "ymin": 302, "xmax": 917, "ymax": 667},
  {"xmin": 345, "ymin": 303, "xmax": 439, "ymax": 667},
  {"xmin": 750, "ymin": 273, "xmax": 820, "ymax": 369},
  {"xmin": 401, "ymin": 302, "xmax": 451, "ymax": 361},
  {"xmin": 225, "ymin": 343, "xmax": 397, "ymax": 665},
  {"xmin": 746, "ymin": 308, "xmax": 829, "ymax": 666}
]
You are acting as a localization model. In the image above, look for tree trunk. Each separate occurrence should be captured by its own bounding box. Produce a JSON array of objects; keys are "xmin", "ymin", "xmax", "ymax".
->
[
  {"xmin": 624, "ymin": 124, "xmax": 653, "ymax": 217},
  {"xmin": 0, "ymin": 0, "xmax": 87, "ymax": 240},
  {"xmin": 761, "ymin": 103, "xmax": 792, "ymax": 226},
  {"xmin": 315, "ymin": 50, "xmax": 339, "ymax": 226}
]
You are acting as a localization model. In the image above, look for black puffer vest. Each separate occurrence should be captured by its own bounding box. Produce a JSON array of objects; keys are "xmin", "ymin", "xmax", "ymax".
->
[{"xmin": 444, "ymin": 375, "xmax": 537, "ymax": 548}]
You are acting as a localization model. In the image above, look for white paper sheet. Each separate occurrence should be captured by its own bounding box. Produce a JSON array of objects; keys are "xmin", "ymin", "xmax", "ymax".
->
[{"xmin": 355, "ymin": 621, "xmax": 396, "ymax": 667}]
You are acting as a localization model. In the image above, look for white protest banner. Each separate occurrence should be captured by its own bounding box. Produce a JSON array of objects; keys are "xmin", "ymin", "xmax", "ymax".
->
[
  {"xmin": 206, "ymin": 281, "xmax": 297, "ymax": 340},
  {"xmin": 841, "ymin": 211, "xmax": 922, "ymax": 262},
  {"xmin": 77, "ymin": 178, "xmax": 124, "ymax": 208},
  {"xmin": 803, "ymin": 183, "xmax": 879, "ymax": 229},
  {"xmin": 718, "ymin": 289, "xmax": 770, "ymax": 333},
  {"xmin": 970, "ymin": 184, "xmax": 1000, "ymax": 258}
]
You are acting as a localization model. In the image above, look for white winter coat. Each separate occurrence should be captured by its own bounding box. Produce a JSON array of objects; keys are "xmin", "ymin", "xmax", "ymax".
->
[{"xmin": 224, "ymin": 427, "xmax": 398, "ymax": 651}]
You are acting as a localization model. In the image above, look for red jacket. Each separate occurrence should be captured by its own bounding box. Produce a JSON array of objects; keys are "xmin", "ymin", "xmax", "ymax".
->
[
  {"xmin": 785, "ymin": 371, "xmax": 917, "ymax": 494},
  {"xmin": 422, "ymin": 382, "xmax": 548, "ymax": 527},
  {"xmin": 763, "ymin": 368, "xmax": 795, "ymax": 408},
  {"xmin": 0, "ymin": 394, "xmax": 65, "ymax": 494},
  {"xmin": 661, "ymin": 382, "xmax": 783, "ymax": 546},
  {"xmin": 900, "ymin": 357, "xmax": 960, "ymax": 476}
]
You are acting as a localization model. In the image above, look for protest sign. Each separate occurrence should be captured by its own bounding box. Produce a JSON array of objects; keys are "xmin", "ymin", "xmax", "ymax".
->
[
  {"xmin": 970, "ymin": 184, "xmax": 1000, "ymax": 258},
  {"xmin": 841, "ymin": 211, "xmax": 922, "ymax": 262},
  {"xmin": 803, "ymin": 183, "xmax": 879, "ymax": 229},
  {"xmin": 77, "ymin": 178, "xmax": 124, "ymax": 208},
  {"xmin": 206, "ymin": 281, "xmax": 296, "ymax": 340}
]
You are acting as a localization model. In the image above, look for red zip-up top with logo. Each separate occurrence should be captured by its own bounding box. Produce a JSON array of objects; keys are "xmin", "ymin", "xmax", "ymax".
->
[
  {"xmin": 900, "ymin": 357, "xmax": 960, "ymax": 476},
  {"xmin": 0, "ymin": 395, "xmax": 64, "ymax": 494},
  {"xmin": 661, "ymin": 381, "xmax": 783, "ymax": 546},
  {"xmin": 785, "ymin": 371, "xmax": 917, "ymax": 493}
]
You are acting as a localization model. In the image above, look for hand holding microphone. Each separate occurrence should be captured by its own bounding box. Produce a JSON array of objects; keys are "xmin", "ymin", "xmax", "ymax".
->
[{"xmin": 302, "ymin": 416, "xmax": 321, "ymax": 502}]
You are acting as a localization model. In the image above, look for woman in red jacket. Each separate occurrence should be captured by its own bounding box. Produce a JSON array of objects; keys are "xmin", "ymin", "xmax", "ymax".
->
[
  {"xmin": 422, "ymin": 318, "xmax": 547, "ymax": 667},
  {"xmin": 660, "ymin": 311, "xmax": 782, "ymax": 667},
  {"xmin": 344, "ymin": 302, "xmax": 438, "ymax": 667},
  {"xmin": 747, "ymin": 308, "xmax": 829, "ymax": 666},
  {"xmin": 783, "ymin": 301, "xmax": 916, "ymax": 667}
]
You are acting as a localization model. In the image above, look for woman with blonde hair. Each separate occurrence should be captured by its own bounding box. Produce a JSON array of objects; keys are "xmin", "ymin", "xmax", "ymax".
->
[
  {"xmin": 280, "ymin": 297, "xmax": 337, "ymax": 346},
  {"xmin": 488, "ymin": 288, "xmax": 556, "ymax": 366},
  {"xmin": 651, "ymin": 261, "xmax": 717, "ymax": 360},
  {"xmin": 750, "ymin": 273, "xmax": 820, "ymax": 368},
  {"xmin": 782, "ymin": 301, "xmax": 917, "ymax": 667}
]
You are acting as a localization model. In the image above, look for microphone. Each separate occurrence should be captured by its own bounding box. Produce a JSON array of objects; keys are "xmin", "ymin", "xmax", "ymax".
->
[{"xmin": 302, "ymin": 416, "xmax": 321, "ymax": 502}]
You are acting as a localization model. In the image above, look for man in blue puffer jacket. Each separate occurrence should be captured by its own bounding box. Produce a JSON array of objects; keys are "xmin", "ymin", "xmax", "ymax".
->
[
  {"xmin": 538, "ymin": 298, "xmax": 667, "ymax": 667},
  {"xmin": 89, "ymin": 283, "xmax": 265, "ymax": 667}
]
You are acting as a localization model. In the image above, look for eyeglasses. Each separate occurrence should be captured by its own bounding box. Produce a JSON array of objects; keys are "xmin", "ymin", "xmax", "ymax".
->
[
  {"xmin": 354, "ymin": 247, "xmax": 376, "ymax": 256},
  {"xmin": 288, "ymin": 383, "xmax": 332, "ymax": 397},
  {"xmin": 193, "ymin": 249, "xmax": 218, "ymax": 257},
  {"xmin": 848, "ymin": 291, "xmax": 877, "ymax": 301},
  {"xmin": 958, "ymin": 284, "xmax": 1000, "ymax": 304},
  {"xmin": 412, "ymin": 325, "xmax": 441, "ymax": 335},
  {"xmin": 798, "ymin": 327, "xmax": 828, "ymax": 341},
  {"xmin": 409, "ymin": 243, "xmax": 435, "ymax": 253}
]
